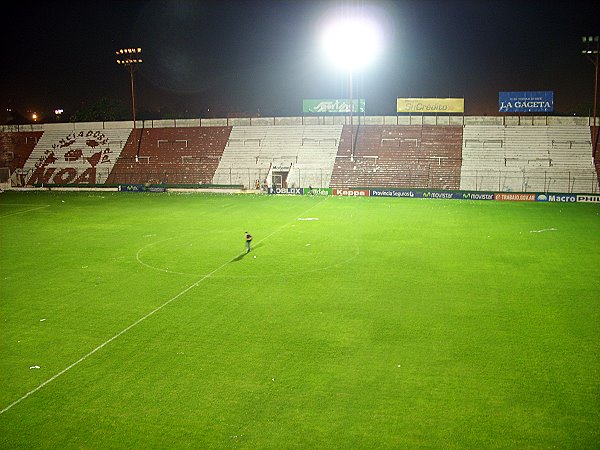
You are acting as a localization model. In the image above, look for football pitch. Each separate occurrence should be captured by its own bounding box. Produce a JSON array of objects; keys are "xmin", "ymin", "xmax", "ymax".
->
[{"xmin": 0, "ymin": 190, "xmax": 599, "ymax": 448}]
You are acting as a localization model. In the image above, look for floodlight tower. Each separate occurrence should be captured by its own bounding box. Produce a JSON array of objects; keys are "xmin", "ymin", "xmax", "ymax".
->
[
  {"xmin": 582, "ymin": 36, "xmax": 599, "ymax": 155},
  {"xmin": 321, "ymin": 14, "xmax": 382, "ymax": 162},
  {"xmin": 116, "ymin": 47, "xmax": 143, "ymax": 129}
]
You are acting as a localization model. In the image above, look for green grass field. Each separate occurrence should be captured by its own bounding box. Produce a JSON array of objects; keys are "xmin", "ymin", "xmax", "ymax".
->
[{"xmin": 0, "ymin": 190, "xmax": 599, "ymax": 448}]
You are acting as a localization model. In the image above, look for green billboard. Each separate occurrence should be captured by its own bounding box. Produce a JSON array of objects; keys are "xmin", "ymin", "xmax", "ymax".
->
[
  {"xmin": 303, "ymin": 187, "xmax": 332, "ymax": 196},
  {"xmin": 303, "ymin": 99, "xmax": 366, "ymax": 114}
]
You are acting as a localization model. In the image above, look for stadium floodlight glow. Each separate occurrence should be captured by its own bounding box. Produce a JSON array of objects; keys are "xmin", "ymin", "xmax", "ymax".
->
[{"xmin": 320, "ymin": 16, "xmax": 383, "ymax": 72}]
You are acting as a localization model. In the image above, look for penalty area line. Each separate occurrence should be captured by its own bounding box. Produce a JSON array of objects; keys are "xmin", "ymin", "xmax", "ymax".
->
[{"xmin": 0, "ymin": 197, "xmax": 327, "ymax": 416}]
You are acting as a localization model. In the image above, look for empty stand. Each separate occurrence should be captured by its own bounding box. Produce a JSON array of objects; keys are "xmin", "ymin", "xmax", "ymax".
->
[
  {"xmin": 460, "ymin": 125, "xmax": 599, "ymax": 193},
  {"xmin": 107, "ymin": 126, "xmax": 231, "ymax": 185},
  {"xmin": 0, "ymin": 131, "xmax": 43, "ymax": 185},
  {"xmin": 3, "ymin": 118, "xmax": 598, "ymax": 194},
  {"xmin": 330, "ymin": 125, "xmax": 463, "ymax": 189},
  {"xmin": 213, "ymin": 125, "xmax": 342, "ymax": 188}
]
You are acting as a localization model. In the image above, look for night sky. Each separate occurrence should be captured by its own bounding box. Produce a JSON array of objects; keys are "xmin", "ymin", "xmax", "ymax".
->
[{"xmin": 2, "ymin": 0, "xmax": 599, "ymax": 120}]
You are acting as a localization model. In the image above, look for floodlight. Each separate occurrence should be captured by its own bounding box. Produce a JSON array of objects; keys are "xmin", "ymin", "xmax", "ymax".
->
[
  {"xmin": 581, "ymin": 35, "xmax": 599, "ymax": 153},
  {"xmin": 320, "ymin": 16, "xmax": 383, "ymax": 72},
  {"xmin": 319, "ymin": 13, "xmax": 383, "ymax": 162},
  {"xmin": 116, "ymin": 47, "xmax": 143, "ymax": 129}
]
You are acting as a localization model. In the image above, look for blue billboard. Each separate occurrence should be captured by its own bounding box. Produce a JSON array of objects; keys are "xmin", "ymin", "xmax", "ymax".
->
[{"xmin": 499, "ymin": 91, "xmax": 554, "ymax": 113}]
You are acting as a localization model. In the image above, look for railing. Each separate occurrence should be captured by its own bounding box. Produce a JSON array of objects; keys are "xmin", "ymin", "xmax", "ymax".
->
[
  {"xmin": 3, "ymin": 115, "xmax": 599, "ymax": 133},
  {"xmin": 461, "ymin": 170, "xmax": 599, "ymax": 193}
]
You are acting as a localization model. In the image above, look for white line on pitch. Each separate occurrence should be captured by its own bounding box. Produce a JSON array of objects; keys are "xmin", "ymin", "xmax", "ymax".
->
[
  {"xmin": 0, "ymin": 197, "xmax": 326, "ymax": 416},
  {"xmin": 0, "ymin": 205, "xmax": 50, "ymax": 218}
]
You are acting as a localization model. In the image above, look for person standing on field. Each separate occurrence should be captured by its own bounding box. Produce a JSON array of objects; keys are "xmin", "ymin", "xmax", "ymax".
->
[{"xmin": 245, "ymin": 232, "xmax": 253, "ymax": 253}]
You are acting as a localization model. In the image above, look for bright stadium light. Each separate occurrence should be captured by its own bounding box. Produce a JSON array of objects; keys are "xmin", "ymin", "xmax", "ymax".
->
[
  {"xmin": 320, "ymin": 16, "xmax": 383, "ymax": 72},
  {"xmin": 320, "ymin": 13, "xmax": 383, "ymax": 161}
]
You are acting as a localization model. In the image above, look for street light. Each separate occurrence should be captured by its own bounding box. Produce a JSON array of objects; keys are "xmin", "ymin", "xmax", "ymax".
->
[
  {"xmin": 321, "ymin": 14, "xmax": 382, "ymax": 162},
  {"xmin": 116, "ymin": 47, "xmax": 143, "ymax": 129},
  {"xmin": 582, "ymin": 36, "xmax": 599, "ymax": 155}
]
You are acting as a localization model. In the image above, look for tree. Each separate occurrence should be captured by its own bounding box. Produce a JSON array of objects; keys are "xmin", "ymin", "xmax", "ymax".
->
[{"xmin": 70, "ymin": 98, "xmax": 130, "ymax": 122}]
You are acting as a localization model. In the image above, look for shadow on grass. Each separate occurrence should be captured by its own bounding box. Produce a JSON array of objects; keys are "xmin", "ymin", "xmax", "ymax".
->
[{"xmin": 230, "ymin": 243, "xmax": 263, "ymax": 262}]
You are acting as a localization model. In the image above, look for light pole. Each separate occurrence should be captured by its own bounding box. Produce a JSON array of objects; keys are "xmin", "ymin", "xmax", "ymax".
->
[
  {"xmin": 349, "ymin": 69, "xmax": 354, "ymax": 162},
  {"xmin": 116, "ymin": 47, "xmax": 143, "ymax": 129},
  {"xmin": 320, "ymin": 13, "xmax": 382, "ymax": 162},
  {"xmin": 582, "ymin": 36, "xmax": 599, "ymax": 156}
]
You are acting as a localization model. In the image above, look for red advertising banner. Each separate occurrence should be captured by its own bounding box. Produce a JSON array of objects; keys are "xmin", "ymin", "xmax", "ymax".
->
[{"xmin": 333, "ymin": 189, "xmax": 371, "ymax": 197}]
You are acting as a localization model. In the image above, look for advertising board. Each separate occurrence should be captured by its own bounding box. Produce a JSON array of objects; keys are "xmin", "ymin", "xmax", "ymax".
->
[
  {"xmin": 268, "ymin": 187, "xmax": 304, "ymax": 195},
  {"xmin": 498, "ymin": 91, "xmax": 554, "ymax": 113},
  {"xmin": 371, "ymin": 189, "xmax": 416, "ymax": 198},
  {"xmin": 303, "ymin": 187, "xmax": 332, "ymax": 196},
  {"xmin": 396, "ymin": 98, "xmax": 464, "ymax": 113},
  {"xmin": 494, "ymin": 193, "xmax": 536, "ymax": 202},
  {"xmin": 535, "ymin": 193, "xmax": 577, "ymax": 202},
  {"xmin": 333, "ymin": 188, "xmax": 370, "ymax": 197},
  {"xmin": 266, "ymin": 186, "xmax": 595, "ymax": 203},
  {"xmin": 576, "ymin": 194, "xmax": 600, "ymax": 203},
  {"xmin": 118, "ymin": 184, "xmax": 166, "ymax": 193},
  {"xmin": 303, "ymin": 99, "xmax": 366, "ymax": 113}
]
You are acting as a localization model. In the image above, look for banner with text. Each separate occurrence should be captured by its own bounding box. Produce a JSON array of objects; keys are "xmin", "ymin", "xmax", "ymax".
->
[
  {"xmin": 498, "ymin": 91, "xmax": 554, "ymax": 113},
  {"xmin": 303, "ymin": 99, "xmax": 366, "ymax": 114},
  {"xmin": 370, "ymin": 189, "xmax": 496, "ymax": 200},
  {"xmin": 396, "ymin": 98, "xmax": 464, "ymax": 114},
  {"xmin": 268, "ymin": 187, "xmax": 304, "ymax": 195},
  {"xmin": 266, "ymin": 187, "xmax": 596, "ymax": 202},
  {"xmin": 576, "ymin": 194, "xmax": 600, "ymax": 203},
  {"xmin": 118, "ymin": 184, "xmax": 166, "ymax": 193},
  {"xmin": 494, "ymin": 193, "xmax": 536, "ymax": 202},
  {"xmin": 333, "ymin": 188, "xmax": 370, "ymax": 197},
  {"xmin": 303, "ymin": 187, "xmax": 332, "ymax": 196},
  {"xmin": 535, "ymin": 193, "xmax": 577, "ymax": 203}
]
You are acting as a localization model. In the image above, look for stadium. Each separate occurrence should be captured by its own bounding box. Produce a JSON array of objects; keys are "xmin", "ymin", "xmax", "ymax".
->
[
  {"xmin": 1, "ymin": 113, "xmax": 599, "ymax": 195},
  {"xmin": 1, "ymin": 111, "xmax": 599, "ymax": 448},
  {"xmin": 1, "ymin": 2, "xmax": 600, "ymax": 449}
]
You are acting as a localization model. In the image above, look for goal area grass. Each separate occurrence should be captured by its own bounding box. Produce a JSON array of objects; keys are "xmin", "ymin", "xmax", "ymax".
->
[{"xmin": 0, "ymin": 190, "xmax": 599, "ymax": 448}]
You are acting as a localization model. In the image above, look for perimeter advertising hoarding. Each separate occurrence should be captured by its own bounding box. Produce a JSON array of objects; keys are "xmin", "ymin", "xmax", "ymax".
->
[
  {"xmin": 576, "ymin": 194, "xmax": 600, "ymax": 203},
  {"xmin": 303, "ymin": 99, "xmax": 366, "ymax": 113},
  {"xmin": 371, "ymin": 189, "xmax": 417, "ymax": 198},
  {"xmin": 498, "ymin": 91, "xmax": 554, "ymax": 113},
  {"xmin": 535, "ymin": 193, "xmax": 577, "ymax": 203},
  {"xmin": 267, "ymin": 187, "xmax": 594, "ymax": 202},
  {"xmin": 303, "ymin": 187, "xmax": 332, "ymax": 196},
  {"xmin": 268, "ymin": 187, "xmax": 304, "ymax": 195},
  {"xmin": 396, "ymin": 98, "xmax": 464, "ymax": 113},
  {"xmin": 333, "ymin": 188, "xmax": 370, "ymax": 197},
  {"xmin": 118, "ymin": 184, "xmax": 146, "ymax": 192},
  {"xmin": 371, "ymin": 189, "xmax": 497, "ymax": 200},
  {"xmin": 494, "ymin": 193, "xmax": 536, "ymax": 202},
  {"xmin": 118, "ymin": 184, "xmax": 166, "ymax": 193}
]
